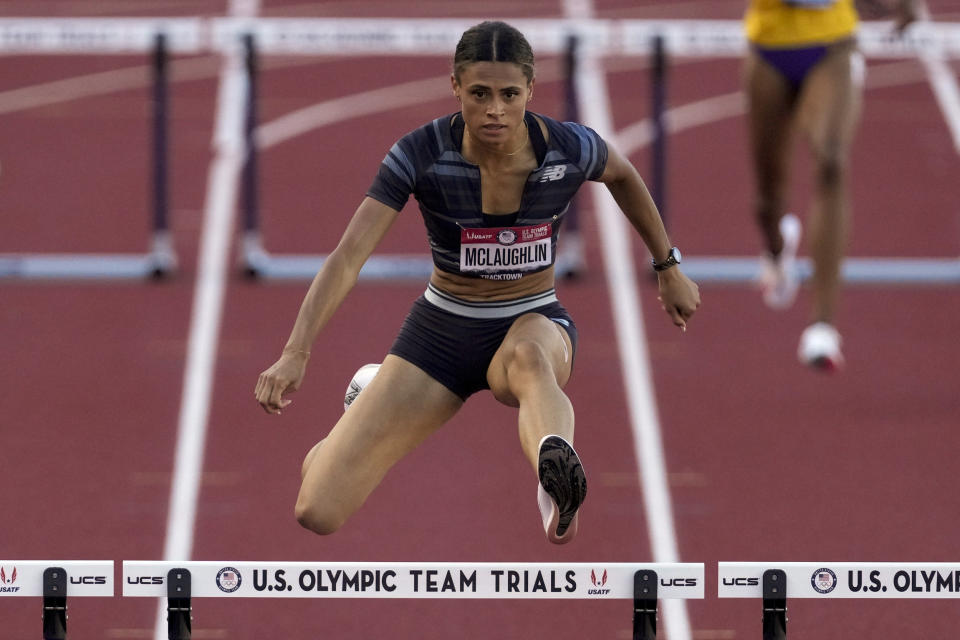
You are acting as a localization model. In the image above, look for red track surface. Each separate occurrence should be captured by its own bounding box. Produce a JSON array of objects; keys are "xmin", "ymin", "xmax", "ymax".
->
[{"xmin": 2, "ymin": 1, "xmax": 959, "ymax": 638}]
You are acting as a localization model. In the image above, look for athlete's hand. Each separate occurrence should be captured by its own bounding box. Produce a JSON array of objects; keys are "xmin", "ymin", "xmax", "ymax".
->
[
  {"xmin": 657, "ymin": 268, "xmax": 700, "ymax": 332},
  {"xmin": 255, "ymin": 350, "xmax": 310, "ymax": 414},
  {"xmin": 892, "ymin": 0, "xmax": 919, "ymax": 33}
]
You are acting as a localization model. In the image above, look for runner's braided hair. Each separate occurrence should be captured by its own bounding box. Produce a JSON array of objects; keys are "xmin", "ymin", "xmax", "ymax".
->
[{"xmin": 453, "ymin": 21, "xmax": 535, "ymax": 84}]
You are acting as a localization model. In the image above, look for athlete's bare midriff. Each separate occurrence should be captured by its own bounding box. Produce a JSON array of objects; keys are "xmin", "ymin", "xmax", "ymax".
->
[{"xmin": 430, "ymin": 265, "xmax": 556, "ymax": 301}]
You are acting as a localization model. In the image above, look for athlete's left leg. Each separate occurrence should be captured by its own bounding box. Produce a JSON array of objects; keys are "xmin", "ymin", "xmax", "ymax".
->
[
  {"xmin": 486, "ymin": 312, "xmax": 584, "ymax": 543},
  {"xmin": 796, "ymin": 40, "xmax": 863, "ymax": 325},
  {"xmin": 486, "ymin": 312, "xmax": 574, "ymax": 466}
]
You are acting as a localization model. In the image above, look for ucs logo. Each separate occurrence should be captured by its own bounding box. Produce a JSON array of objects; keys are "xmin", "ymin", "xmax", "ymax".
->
[{"xmin": 723, "ymin": 577, "xmax": 760, "ymax": 587}]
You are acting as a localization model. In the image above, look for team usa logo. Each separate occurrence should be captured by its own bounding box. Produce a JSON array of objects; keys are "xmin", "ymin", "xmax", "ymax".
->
[
  {"xmin": 216, "ymin": 567, "xmax": 242, "ymax": 593},
  {"xmin": 811, "ymin": 568, "xmax": 838, "ymax": 594},
  {"xmin": 497, "ymin": 229, "xmax": 517, "ymax": 245}
]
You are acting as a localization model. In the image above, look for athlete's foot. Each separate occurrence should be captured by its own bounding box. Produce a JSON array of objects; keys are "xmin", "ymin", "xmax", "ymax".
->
[
  {"xmin": 798, "ymin": 321, "xmax": 844, "ymax": 372},
  {"xmin": 537, "ymin": 435, "xmax": 587, "ymax": 544},
  {"xmin": 759, "ymin": 213, "xmax": 801, "ymax": 309}
]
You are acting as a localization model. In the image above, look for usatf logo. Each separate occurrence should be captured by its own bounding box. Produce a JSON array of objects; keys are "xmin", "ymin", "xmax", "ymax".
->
[
  {"xmin": 588, "ymin": 569, "xmax": 610, "ymax": 595},
  {"xmin": 497, "ymin": 229, "xmax": 517, "ymax": 245},
  {"xmin": 216, "ymin": 567, "xmax": 242, "ymax": 593},
  {"xmin": 0, "ymin": 566, "xmax": 19, "ymax": 593},
  {"xmin": 590, "ymin": 569, "xmax": 607, "ymax": 587},
  {"xmin": 539, "ymin": 165, "xmax": 567, "ymax": 182},
  {"xmin": 811, "ymin": 568, "xmax": 838, "ymax": 594}
]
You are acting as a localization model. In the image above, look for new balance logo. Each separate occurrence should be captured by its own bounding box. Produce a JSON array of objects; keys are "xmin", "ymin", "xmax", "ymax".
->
[{"xmin": 539, "ymin": 165, "xmax": 567, "ymax": 182}]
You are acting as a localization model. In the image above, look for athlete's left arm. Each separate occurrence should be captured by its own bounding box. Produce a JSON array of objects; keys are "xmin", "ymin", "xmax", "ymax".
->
[
  {"xmin": 856, "ymin": 0, "xmax": 919, "ymax": 31},
  {"xmin": 597, "ymin": 142, "xmax": 701, "ymax": 330}
]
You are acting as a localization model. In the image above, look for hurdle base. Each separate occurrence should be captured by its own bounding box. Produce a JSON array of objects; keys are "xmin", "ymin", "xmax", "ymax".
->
[
  {"xmin": 0, "ymin": 232, "xmax": 177, "ymax": 280},
  {"xmin": 680, "ymin": 256, "xmax": 960, "ymax": 284}
]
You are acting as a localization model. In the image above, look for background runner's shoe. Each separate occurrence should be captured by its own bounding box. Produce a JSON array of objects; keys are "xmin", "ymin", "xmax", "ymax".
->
[
  {"xmin": 759, "ymin": 213, "xmax": 801, "ymax": 309},
  {"xmin": 798, "ymin": 321, "xmax": 844, "ymax": 371},
  {"xmin": 537, "ymin": 435, "xmax": 587, "ymax": 545}
]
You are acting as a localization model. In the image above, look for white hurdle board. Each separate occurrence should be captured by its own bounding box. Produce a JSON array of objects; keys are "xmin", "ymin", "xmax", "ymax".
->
[
  {"xmin": 124, "ymin": 561, "xmax": 704, "ymax": 599},
  {"xmin": 0, "ymin": 561, "xmax": 114, "ymax": 597},
  {"xmin": 720, "ymin": 562, "xmax": 960, "ymax": 599}
]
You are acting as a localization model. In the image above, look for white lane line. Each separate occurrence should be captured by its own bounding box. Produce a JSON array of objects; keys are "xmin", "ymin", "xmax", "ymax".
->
[
  {"xmin": 566, "ymin": 0, "xmax": 689, "ymax": 636},
  {"xmin": 573, "ymin": 27, "xmax": 693, "ymax": 640},
  {"xmin": 151, "ymin": 2, "xmax": 257, "ymax": 638},
  {"xmin": 917, "ymin": 2, "xmax": 960, "ymax": 154}
]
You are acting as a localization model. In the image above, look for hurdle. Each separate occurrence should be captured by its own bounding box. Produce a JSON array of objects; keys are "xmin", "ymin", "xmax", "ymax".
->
[
  {"xmin": 719, "ymin": 562, "xmax": 960, "ymax": 639},
  {"xmin": 0, "ymin": 560, "xmax": 114, "ymax": 639},
  {"xmin": 0, "ymin": 19, "xmax": 203, "ymax": 280},
  {"xmin": 224, "ymin": 17, "xmax": 960, "ymax": 283},
  {"xmin": 123, "ymin": 561, "xmax": 704, "ymax": 639}
]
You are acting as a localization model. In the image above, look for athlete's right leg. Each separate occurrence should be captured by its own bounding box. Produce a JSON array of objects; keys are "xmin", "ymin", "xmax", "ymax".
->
[
  {"xmin": 295, "ymin": 354, "xmax": 463, "ymax": 535},
  {"xmin": 744, "ymin": 49, "xmax": 797, "ymax": 256}
]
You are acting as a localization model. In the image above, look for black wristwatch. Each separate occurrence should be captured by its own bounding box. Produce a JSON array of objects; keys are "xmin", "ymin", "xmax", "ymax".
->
[{"xmin": 652, "ymin": 247, "xmax": 681, "ymax": 272}]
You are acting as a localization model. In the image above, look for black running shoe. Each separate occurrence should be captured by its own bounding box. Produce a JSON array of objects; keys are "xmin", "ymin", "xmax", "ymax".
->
[{"xmin": 537, "ymin": 435, "xmax": 587, "ymax": 544}]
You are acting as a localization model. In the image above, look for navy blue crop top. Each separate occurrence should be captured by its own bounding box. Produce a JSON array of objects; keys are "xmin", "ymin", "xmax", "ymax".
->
[{"xmin": 366, "ymin": 111, "xmax": 607, "ymax": 280}]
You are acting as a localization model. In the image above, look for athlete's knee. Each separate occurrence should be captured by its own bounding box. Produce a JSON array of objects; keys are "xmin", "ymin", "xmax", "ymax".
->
[
  {"xmin": 506, "ymin": 339, "xmax": 553, "ymax": 379},
  {"xmin": 814, "ymin": 146, "xmax": 848, "ymax": 188},
  {"xmin": 294, "ymin": 495, "xmax": 347, "ymax": 536}
]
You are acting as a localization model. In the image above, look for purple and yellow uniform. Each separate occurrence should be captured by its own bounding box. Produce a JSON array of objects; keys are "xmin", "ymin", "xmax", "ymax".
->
[
  {"xmin": 745, "ymin": 0, "xmax": 859, "ymax": 89},
  {"xmin": 366, "ymin": 111, "xmax": 608, "ymax": 399}
]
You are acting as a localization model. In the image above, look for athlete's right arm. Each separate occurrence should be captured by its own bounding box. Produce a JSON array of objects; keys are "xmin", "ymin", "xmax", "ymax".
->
[{"xmin": 255, "ymin": 197, "xmax": 400, "ymax": 414}]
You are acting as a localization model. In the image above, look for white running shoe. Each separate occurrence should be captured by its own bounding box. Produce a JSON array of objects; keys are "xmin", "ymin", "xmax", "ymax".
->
[
  {"xmin": 759, "ymin": 213, "xmax": 801, "ymax": 309},
  {"xmin": 798, "ymin": 322, "xmax": 844, "ymax": 372},
  {"xmin": 537, "ymin": 435, "xmax": 587, "ymax": 545}
]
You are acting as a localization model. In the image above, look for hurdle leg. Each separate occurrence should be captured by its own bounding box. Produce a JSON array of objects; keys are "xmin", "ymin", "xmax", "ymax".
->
[
  {"xmin": 167, "ymin": 568, "xmax": 193, "ymax": 640},
  {"xmin": 762, "ymin": 569, "xmax": 787, "ymax": 640},
  {"xmin": 633, "ymin": 569, "xmax": 658, "ymax": 640},
  {"xmin": 239, "ymin": 32, "xmax": 268, "ymax": 278},
  {"xmin": 42, "ymin": 567, "xmax": 68, "ymax": 640},
  {"xmin": 149, "ymin": 31, "xmax": 178, "ymax": 278}
]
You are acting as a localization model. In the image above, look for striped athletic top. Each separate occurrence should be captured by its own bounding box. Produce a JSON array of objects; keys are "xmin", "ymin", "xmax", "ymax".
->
[
  {"xmin": 366, "ymin": 111, "xmax": 607, "ymax": 280},
  {"xmin": 745, "ymin": 0, "xmax": 859, "ymax": 47}
]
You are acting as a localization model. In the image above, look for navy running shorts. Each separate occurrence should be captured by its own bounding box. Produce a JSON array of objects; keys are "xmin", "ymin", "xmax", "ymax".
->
[{"xmin": 389, "ymin": 284, "xmax": 578, "ymax": 400}]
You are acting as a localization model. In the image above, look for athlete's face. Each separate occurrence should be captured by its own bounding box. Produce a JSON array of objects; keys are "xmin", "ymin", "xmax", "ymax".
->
[{"xmin": 452, "ymin": 61, "xmax": 534, "ymax": 150}]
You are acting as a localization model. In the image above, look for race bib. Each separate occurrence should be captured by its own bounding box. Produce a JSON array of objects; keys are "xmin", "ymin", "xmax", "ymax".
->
[{"xmin": 460, "ymin": 223, "xmax": 552, "ymax": 279}]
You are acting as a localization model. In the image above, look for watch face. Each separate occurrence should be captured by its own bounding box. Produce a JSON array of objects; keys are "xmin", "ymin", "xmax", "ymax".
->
[{"xmin": 671, "ymin": 247, "xmax": 681, "ymax": 264}]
